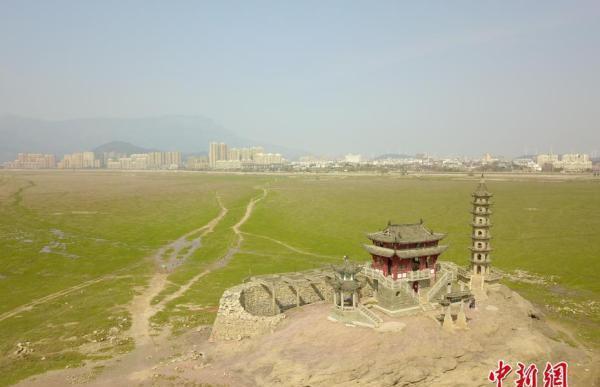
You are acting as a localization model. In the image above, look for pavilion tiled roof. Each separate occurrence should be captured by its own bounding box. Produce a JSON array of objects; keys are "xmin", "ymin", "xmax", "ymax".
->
[
  {"xmin": 330, "ymin": 280, "xmax": 361, "ymax": 292},
  {"xmin": 332, "ymin": 256, "xmax": 362, "ymax": 276},
  {"xmin": 366, "ymin": 222, "xmax": 445, "ymax": 244}
]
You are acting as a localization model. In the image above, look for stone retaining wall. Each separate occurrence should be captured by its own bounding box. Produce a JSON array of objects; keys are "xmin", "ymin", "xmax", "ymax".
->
[{"xmin": 209, "ymin": 283, "xmax": 286, "ymax": 342}]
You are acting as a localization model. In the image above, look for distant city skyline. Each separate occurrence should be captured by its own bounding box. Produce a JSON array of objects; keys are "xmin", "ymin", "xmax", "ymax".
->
[{"xmin": 1, "ymin": 1, "xmax": 599, "ymax": 157}]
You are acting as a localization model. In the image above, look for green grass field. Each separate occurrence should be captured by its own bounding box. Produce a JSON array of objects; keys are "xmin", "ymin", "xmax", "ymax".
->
[{"xmin": 0, "ymin": 171, "xmax": 598, "ymax": 385}]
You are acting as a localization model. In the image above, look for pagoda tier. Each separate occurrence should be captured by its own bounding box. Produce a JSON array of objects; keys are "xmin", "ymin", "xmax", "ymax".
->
[
  {"xmin": 471, "ymin": 201, "xmax": 493, "ymax": 206},
  {"xmin": 469, "ymin": 246, "xmax": 493, "ymax": 253},
  {"xmin": 469, "ymin": 209, "xmax": 493, "ymax": 215},
  {"xmin": 364, "ymin": 222, "xmax": 447, "ymax": 281},
  {"xmin": 471, "ymin": 191, "xmax": 493, "ymax": 198}
]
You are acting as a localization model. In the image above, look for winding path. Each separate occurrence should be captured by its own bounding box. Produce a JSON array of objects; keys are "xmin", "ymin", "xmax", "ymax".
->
[
  {"xmin": 0, "ymin": 272, "xmax": 137, "ymax": 322},
  {"xmin": 73, "ymin": 187, "xmax": 269, "ymax": 384},
  {"xmin": 155, "ymin": 187, "xmax": 268, "ymax": 308},
  {"xmin": 14, "ymin": 188, "xmax": 268, "ymax": 385},
  {"xmin": 154, "ymin": 194, "xmax": 228, "ymax": 272},
  {"xmin": 241, "ymin": 231, "xmax": 336, "ymax": 259},
  {"xmin": 127, "ymin": 194, "xmax": 228, "ymax": 343}
]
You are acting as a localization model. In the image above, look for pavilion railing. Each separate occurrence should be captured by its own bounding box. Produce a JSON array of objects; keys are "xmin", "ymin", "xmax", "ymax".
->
[
  {"xmin": 457, "ymin": 267, "xmax": 472, "ymax": 280},
  {"xmin": 362, "ymin": 264, "xmax": 432, "ymax": 291}
]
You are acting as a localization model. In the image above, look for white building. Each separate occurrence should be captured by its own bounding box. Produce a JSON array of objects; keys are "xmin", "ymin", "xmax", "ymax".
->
[
  {"xmin": 254, "ymin": 152, "xmax": 283, "ymax": 165},
  {"xmin": 561, "ymin": 154, "xmax": 592, "ymax": 172},
  {"xmin": 536, "ymin": 153, "xmax": 591, "ymax": 172},
  {"xmin": 536, "ymin": 154, "xmax": 559, "ymax": 167},
  {"xmin": 344, "ymin": 154, "xmax": 363, "ymax": 163}
]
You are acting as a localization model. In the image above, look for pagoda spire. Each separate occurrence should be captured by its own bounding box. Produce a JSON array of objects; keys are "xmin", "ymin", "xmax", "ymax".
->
[{"xmin": 469, "ymin": 176, "xmax": 493, "ymax": 277}]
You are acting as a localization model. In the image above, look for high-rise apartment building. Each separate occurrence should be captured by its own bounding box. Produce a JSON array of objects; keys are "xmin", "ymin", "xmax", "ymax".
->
[
  {"xmin": 209, "ymin": 142, "xmax": 220, "ymax": 167},
  {"xmin": 536, "ymin": 154, "xmax": 559, "ymax": 167},
  {"xmin": 82, "ymin": 152, "xmax": 96, "ymax": 168},
  {"xmin": 219, "ymin": 143, "xmax": 228, "ymax": 161},
  {"xmin": 228, "ymin": 148, "xmax": 241, "ymax": 161},
  {"xmin": 6, "ymin": 153, "xmax": 56, "ymax": 169},
  {"xmin": 241, "ymin": 148, "xmax": 252, "ymax": 161},
  {"xmin": 561, "ymin": 154, "xmax": 592, "ymax": 172},
  {"xmin": 186, "ymin": 156, "xmax": 209, "ymax": 170},
  {"xmin": 254, "ymin": 152, "xmax": 283, "ymax": 165},
  {"xmin": 104, "ymin": 151, "xmax": 181, "ymax": 170},
  {"xmin": 207, "ymin": 142, "xmax": 284, "ymax": 169},
  {"xmin": 148, "ymin": 152, "xmax": 163, "ymax": 169},
  {"xmin": 163, "ymin": 151, "xmax": 181, "ymax": 169},
  {"xmin": 209, "ymin": 142, "xmax": 230, "ymax": 166},
  {"xmin": 58, "ymin": 152, "xmax": 100, "ymax": 169},
  {"xmin": 536, "ymin": 153, "xmax": 592, "ymax": 172},
  {"xmin": 250, "ymin": 147, "xmax": 264, "ymax": 160}
]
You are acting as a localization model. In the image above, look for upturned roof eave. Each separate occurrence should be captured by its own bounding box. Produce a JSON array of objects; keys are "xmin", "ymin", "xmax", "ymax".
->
[
  {"xmin": 366, "ymin": 232, "xmax": 446, "ymax": 244},
  {"xmin": 363, "ymin": 244, "xmax": 448, "ymax": 259}
]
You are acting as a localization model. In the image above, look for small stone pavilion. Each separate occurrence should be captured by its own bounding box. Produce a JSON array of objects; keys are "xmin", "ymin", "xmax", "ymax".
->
[
  {"xmin": 330, "ymin": 256, "xmax": 362, "ymax": 309},
  {"xmin": 328, "ymin": 256, "xmax": 382, "ymax": 327}
]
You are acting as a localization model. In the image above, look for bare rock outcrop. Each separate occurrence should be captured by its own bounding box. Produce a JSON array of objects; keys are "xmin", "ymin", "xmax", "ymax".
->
[{"xmin": 197, "ymin": 284, "xmax": 599, "ymax": 387}]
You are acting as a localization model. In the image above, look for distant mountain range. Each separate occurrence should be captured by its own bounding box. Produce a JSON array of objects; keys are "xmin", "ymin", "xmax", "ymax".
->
[
  {"xmin": 93, "ymin": 141, "xmax": 156, "ymax": 156},
  {"xmin": 0, "ymin": 115, "xmax": 304, "ymax": 162}
]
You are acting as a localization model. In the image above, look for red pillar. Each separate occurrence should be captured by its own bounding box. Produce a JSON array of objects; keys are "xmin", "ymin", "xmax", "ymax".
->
[
  {"xmin": 382, "ymin": 257, "xmax": 389, "ymax": 276},
  {"xmin": 392, "ymin": 257, "xmax": 398, "ymax": 280}
]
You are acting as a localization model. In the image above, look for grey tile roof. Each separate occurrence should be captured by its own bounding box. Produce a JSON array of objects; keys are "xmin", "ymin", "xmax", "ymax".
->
[{"xmin": 367, "ymin": 222, "xmax": 445, "ymax": 243}]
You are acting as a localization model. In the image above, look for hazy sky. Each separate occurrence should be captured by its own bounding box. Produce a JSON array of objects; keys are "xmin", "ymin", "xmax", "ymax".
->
[{"xmin": 1, "ymin": 1, "xmax": 599, "ymax": 157}]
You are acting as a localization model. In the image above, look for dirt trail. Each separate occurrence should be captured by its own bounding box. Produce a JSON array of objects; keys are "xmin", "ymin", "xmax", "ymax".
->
[
  {"xmin": 127, "ymin": 194, "xmax": 228, "ymax": 339},
  {"xmin": 212, "ymin": 186, "xmax": 268, "ymax": 269},
  {"xmin": 156, "ymin": 187, "xmax": 268, "ymax": 308},
  {"xmin": 241, "ymin": 231, "xmax": 336, "ymax": 259},
  {"xmin": 0, "ymin": 272, "xmax": 138, "ymax": 323},
  {"xmin": 79, "ymin": 188, "xmax": 266, "ymax": 385},
  {"xmin": 0, "ymin": 196, "xmax": 227, "ymax": 324},
  {"xmin": 11, "ymin": 179, "xmax": 35, "ymax": 207},
  {"xmin": 154, "ymin": 195, "xmax": 228, "ymax": 271},
  {"xmin": 17, "ymin": 189, "xmax": 268, "ymax": 386}
]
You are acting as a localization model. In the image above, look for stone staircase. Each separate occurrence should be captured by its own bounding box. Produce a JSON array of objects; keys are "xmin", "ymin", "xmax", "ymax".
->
[
  {"xmin": 358, "ymin": 304, "xmax": 383, "ymax": 327},
  {"xmin": 426, "ymin": 271, "xmax": 450, "ymax": 302},
  {"xmin": 420, "ymin": 301, "xmax": 438, "ymax": 312},
  {"xmin": 418, "ymin": 289, "xmax": 439, "ymax": 312},
  {"xmin": 417, "ymin": 271, "xmax": 453, "ymax": 312},
  {"xmin": 470, "ymin": 274, "xmax": 487, "ymax": 300}
]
